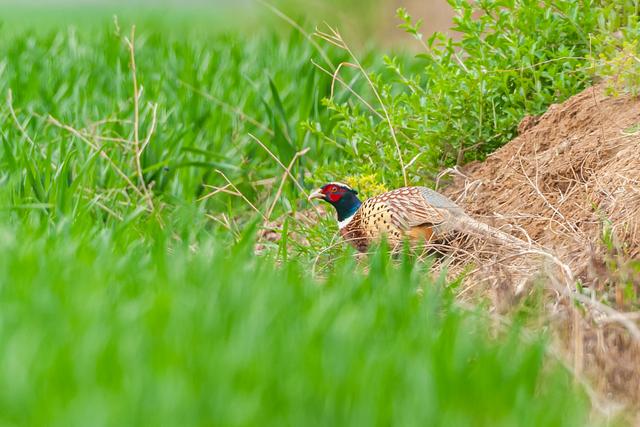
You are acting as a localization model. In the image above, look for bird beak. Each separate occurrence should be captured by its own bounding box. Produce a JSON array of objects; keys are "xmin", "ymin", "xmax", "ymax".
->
[{"xmin": 308, "ymin": 188, "xmax": 325, "ymax": 201}]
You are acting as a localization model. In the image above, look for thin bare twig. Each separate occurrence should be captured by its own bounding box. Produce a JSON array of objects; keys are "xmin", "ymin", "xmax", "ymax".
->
[
  {"xmin": 7, "ymin": 90, "xmax": 36, "ymax": 150},
  {"xmin": 125, "ymin": 26, "xmax": 158, "ymax": 215},
  {"xmin": 141, "ymin": 103, "xmax": 158, "ymax": 153},
  {"xmin": 82, "ymin": 188, "xmax": 125, "ymax": 221},
  {"xmin": 48, "ymin": 115, "xmax": 145, "ymax": 199},
  {"xmin": 310, "ymin": 59, "xmax": 384, "ymax": 120},
  {"xmin": 6, "ymin": 90, "xmax": 50, "ymax": 164},
  {"xmin": 215, "ymin": 169, "xmax": 268, "ymax": 221},
  {"xmin": 315, "ymin": 24, "xmax": 408, "ymax": 186},
  {"xmin": 266, "ymin": 147, "xmax": 311, "ymax": 220},
  {"xmin": 330, "ymin": 62, "xmax": 358, "ymax": 99},
  {"xmin": 247, "ymin": 133, "xmax": 323, "ymax": 219},
  {"xmin": 125, "ymin": 27, "xmax": 145, "ymax": 190},
  {"xmin": 198, "ymin": 183, "xmax": 237, "ymax": 202},
  {"xmin": 206, "ymin": 213, "xmax": 239, "ymax": 237},
  {"xmin": 550, "ymin": 276, "xmax": 640, "ymax": 342}
]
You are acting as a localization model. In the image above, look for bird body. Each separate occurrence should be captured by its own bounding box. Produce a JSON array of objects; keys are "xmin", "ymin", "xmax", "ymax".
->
[
  {"xmin": 309, "ymin": 182, "xmax": 528, "ymax": 252},
  {"xmin": 339, "ymin": 186, "xmax": 463, "ymax": 251}
]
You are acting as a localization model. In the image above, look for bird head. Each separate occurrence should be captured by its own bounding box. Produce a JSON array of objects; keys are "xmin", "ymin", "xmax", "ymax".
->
[{"xmin": 308, "ymin": 182, "xmax": 362, "ymax": 222}]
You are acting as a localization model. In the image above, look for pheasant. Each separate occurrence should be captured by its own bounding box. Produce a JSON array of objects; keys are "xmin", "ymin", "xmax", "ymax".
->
[{"xmin": 308, "ymin": 182, "xmax": 528, "ymax": 252}]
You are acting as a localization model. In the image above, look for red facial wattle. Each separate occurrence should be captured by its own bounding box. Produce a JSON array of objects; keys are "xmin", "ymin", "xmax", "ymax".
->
[{"xmin": 328, "ymin": 192, "xmax": 341, "ymax": 202}]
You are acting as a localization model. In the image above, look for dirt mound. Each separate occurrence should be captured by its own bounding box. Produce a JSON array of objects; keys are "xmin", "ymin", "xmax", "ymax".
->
[
  {"xmin": 445, "ymin": 84, "xmax": 640, "ymax": 278},
  {"xmin": 443, "ymin": 84, "xmax": 640, "ymax": 417}
]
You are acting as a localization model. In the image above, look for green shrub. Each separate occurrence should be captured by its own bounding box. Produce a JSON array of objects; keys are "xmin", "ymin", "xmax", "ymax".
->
[
  {"xmin": 309, "ymin": 0, "xmax": 635, "ymax": 187},
  {"xmin": 590, "ymin": 1, "xmax": 640, "ymax": 96}
]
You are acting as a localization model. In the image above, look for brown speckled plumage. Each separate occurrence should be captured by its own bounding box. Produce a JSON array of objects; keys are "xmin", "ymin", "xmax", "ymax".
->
[{"xmin": 340, "ymin": 186, "xmax": 465, "ymax": 252}]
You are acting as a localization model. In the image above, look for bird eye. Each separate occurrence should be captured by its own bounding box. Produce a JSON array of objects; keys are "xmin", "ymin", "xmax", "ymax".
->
[{"xmin": 331, "ymin": 187, "xmax": 338, "ymax": 193}]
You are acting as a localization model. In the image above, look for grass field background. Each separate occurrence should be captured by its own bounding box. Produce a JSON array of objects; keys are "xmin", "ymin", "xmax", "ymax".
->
[{"xmin": 0, "ymin": 0, "xmax": 622, "ymax": 425}]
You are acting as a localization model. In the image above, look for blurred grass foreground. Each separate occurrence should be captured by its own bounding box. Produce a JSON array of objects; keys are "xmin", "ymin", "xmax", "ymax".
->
[{"xmin": 0, "ymin": 0, "xmax": 598, "ymax": 426}]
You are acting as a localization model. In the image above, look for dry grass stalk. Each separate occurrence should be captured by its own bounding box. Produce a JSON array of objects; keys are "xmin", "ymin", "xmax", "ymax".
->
[
  {"xmin": 125, "ymin": 26, "xmax": 157, "ymax": 214},
  {"xmin": 214, "ymin": 169, "xmax": 268, "ymax": 221},
  {"xmin": 248, "ymin": 133, "xmax": 323, "ymax": 219},
  {"xmin": 7, "ymin": 90, "xmax": 39, "ymax": 153},
  {"xmin": 314, "ymin": 24, "xmax": 409, "ymax": 186},
  {"xmin": 310, "ymin": 59, "xmax": 385, "ymax": 120},
  {"xmin": 266, "ymin": 147, "xmax": 311, "ymax": 220},
  {"xmin": 48, "ymin": 115, "xmax": 146, "ymax": 199}
]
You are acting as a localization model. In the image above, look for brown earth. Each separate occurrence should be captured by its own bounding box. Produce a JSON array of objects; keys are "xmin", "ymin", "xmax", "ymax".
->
[
  {"xmin": 442, "ymin": 84, "xmax": 640, "ymax": 419},
  {"xmin": 444, "ymin": 84, "xmax": 639, "ymax": 285}
]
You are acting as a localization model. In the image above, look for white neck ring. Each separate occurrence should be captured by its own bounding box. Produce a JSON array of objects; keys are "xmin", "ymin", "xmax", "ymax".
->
[{"xmin": 338, "ymin": 213, "xmax": 355, "ymax": 230}]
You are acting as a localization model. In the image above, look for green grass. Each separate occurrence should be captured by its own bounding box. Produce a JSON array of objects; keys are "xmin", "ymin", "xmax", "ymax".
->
[
  {"xmin": 0, "ymin": 220, "xmax": 590, "ymax": 426},
  {"xmin": 0, "ymin": 18, "xmax": 352, "ymax": 221},
  {"xmin": 0, "ymin": 3, "xmax": 620, "ymax": 425}
]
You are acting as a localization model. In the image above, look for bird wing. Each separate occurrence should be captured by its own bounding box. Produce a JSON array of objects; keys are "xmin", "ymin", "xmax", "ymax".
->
[{"xmin": 369, "ymin": 187, "xmax": 445, "ymax": 231}]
